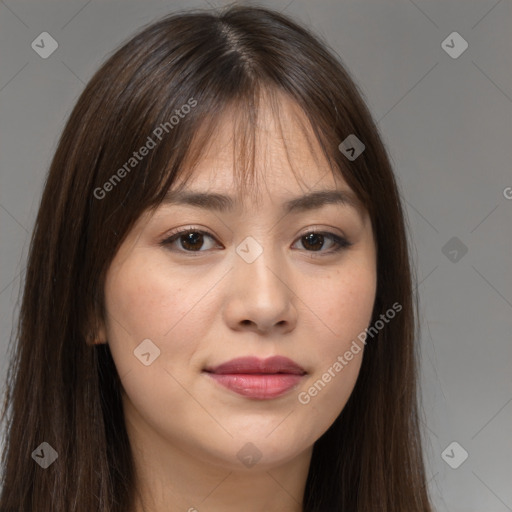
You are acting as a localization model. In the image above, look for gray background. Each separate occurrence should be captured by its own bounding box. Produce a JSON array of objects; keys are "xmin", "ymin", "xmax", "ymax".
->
[{"xmin": 1, "ymin": 0, "xmax": 511, "ymax": 510}]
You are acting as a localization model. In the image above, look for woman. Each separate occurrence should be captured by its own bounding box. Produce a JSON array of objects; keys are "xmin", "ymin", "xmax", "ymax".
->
[{"xmin": 0, "ymin": 5, "xmax": 433, "ymax": 511}]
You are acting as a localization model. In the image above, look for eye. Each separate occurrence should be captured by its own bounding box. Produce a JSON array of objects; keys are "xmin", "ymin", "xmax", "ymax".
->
[
  {"xmin": 292, "ymin": 230, "xmax": 353, "ymax": 254},
  {"xmin": 160, "ymin": 228, "xmax": 220, "ymax": 253},
  {"xmin": 159, "ymin": 227, "xmax": 353, "ymax": 255}
]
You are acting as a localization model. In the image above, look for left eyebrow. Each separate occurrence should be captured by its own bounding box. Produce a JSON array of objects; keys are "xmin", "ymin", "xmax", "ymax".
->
[{"xmin": 162, "ymin": 189, "xmax": 363, "ymax": 216}]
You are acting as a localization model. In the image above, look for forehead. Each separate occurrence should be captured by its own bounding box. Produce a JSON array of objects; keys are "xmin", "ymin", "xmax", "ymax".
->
[
  {"xmin": 161, "ymin": 104, "xmax": 368, "ymax": 222},
  {"xmin": 173, "ymin": 92, "xmax": 350, "ymax": 204}
]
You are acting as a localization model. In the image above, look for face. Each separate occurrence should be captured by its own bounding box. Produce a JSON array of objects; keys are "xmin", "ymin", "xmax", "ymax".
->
[{"xmin": 99, "ymin": 94, "xmax": 377, "ymax": 473}]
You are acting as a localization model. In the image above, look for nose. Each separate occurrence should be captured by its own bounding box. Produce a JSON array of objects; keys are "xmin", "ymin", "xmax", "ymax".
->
[{"xmin": 222, "ymin": 244, "xmax": 298, "ymax": 335}]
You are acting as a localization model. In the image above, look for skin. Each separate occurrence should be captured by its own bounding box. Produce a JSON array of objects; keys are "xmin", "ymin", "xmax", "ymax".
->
[{"xmin": 98, "ymin": 93, "xmax": 377, "ymax": 512}]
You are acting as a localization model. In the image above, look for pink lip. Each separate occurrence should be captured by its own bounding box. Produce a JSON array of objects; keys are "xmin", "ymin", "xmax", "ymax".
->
[{"xmin": 203, "ymin": 356, "xmax": 306, "ymax": 400}]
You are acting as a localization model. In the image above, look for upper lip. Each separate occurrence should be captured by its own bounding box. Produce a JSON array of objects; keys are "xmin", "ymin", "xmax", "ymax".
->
[{"xmin": 204, "ymin": 356, "xmax": 306, "ymax": 375}]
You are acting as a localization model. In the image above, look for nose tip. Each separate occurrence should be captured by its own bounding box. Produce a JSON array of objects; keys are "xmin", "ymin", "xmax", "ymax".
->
[{"xmin": 224, "ymin": 252, "xmax": 298, "ymax": 335}]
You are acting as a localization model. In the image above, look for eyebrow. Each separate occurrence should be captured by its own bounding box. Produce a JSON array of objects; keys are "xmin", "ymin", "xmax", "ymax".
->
[{"xmin": 162, "ymin": 189, "xmax": 363, "ymax": 216}]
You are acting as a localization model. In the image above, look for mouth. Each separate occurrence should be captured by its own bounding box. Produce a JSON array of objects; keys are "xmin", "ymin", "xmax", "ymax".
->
[{"xmin": 203, "ymin": 356, "xmax": 307, "ymax": 400}]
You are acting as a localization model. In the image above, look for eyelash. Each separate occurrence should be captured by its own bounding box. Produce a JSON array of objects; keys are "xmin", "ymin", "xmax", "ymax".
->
[{"xmin": 159, "ymin": 226, "xmax": 353, "ymax": 256}]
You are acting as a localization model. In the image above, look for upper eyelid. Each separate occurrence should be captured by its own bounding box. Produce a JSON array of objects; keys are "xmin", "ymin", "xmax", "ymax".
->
[{"xmin": 161, "ymin": 225, "xmax": 347, "ymax": 241}]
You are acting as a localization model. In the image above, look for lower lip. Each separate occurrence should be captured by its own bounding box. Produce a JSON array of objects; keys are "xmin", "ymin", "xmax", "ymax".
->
[{"xmin": 205, "ymin": 373, "xmax": 304, "ymax": 399}]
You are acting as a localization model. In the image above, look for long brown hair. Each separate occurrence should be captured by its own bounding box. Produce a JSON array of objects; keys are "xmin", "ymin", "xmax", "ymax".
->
[{"xmin": 0, "ymin": 5, "xmax": 432, "ymax": 511}]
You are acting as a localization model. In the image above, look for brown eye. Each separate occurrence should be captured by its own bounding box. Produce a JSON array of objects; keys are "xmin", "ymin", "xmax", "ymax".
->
[
  {"xmin": 161, "ymin": 229, "xmax": 220, "ymax": 252},
  {"xmin": 294, "ymin": 231, "xmax": 352, "ymax": 254},
  {"xmin": 177, "ymin": 232, "xmax": 205, "ymax": 251},
  {"xmin": 301, "ymin": 233, "xmax": 325, "ymax": 251}
]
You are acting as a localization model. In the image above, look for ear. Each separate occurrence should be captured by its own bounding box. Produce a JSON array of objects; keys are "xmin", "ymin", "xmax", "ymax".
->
[
  {"xmin": 84, "ymin": 315, "xmax": 108, "ymax": 346},
  {"xmin": 92, "ymin": 325, "xmax": 108, "ymax": 345}
]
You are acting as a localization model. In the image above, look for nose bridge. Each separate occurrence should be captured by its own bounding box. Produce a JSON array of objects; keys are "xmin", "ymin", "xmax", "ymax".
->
[{"xmin": 234, "ymin": 232, "xmax": 284, "ymax": 297}]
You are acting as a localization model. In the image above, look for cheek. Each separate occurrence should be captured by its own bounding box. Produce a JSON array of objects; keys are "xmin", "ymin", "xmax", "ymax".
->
[
  {"xmin": 294, "ymin": 255, "xmax": 376, "ymax": 432},
  {"xmin": 105, "ymin": 259, "xmax": 176, "ymax": 334},
  {"xmin": 311, "ymin": 257, "xmax": 377, "ymax": 347},
  {"xmin": 102, "ymin": 255, "xmax": 213, "ymax": 431},
  {"xmin": 102, "ymin": 253, "xmax": 207, "ymax": 378},
  {"xmin": 105, "ymin": 248, "xmax": 219, "ymax": 337}
]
